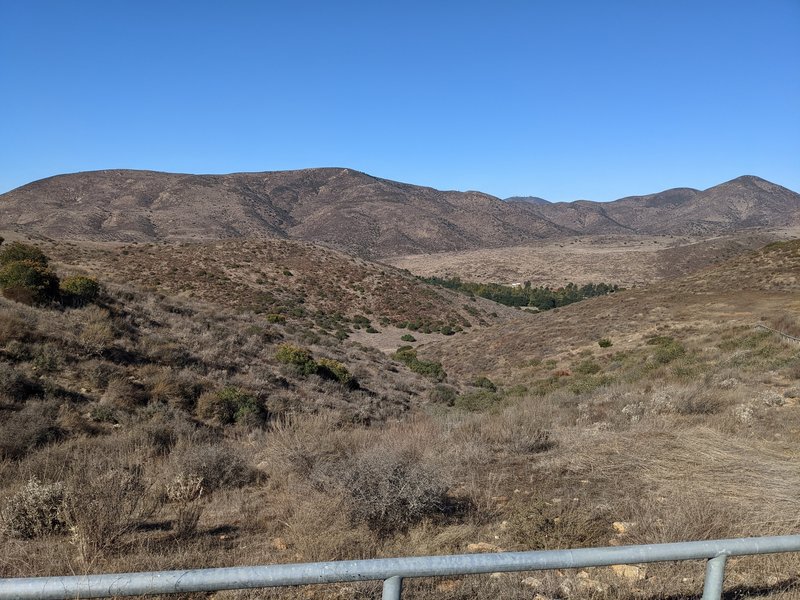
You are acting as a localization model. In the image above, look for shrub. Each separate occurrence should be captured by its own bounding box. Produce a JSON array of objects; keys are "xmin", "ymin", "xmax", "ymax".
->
[
  {"xmin": 0, "ymin": 402, "xmax": 63, "ymax": 459},
  {"xmin": 266, "ymin": 313, "xmax": 286, "ymax": 323},
  {"xmin": 0, "ymin": 242, "xmax": 49, "ymax": 267},
  {"xmin": 60, "ymin": 462, "xmax": 156, "ymax": 564},
  {"xmin": 196, "ymin": 386, "xmax": 266, "ymax": 425},
  {"xmin": 60, "ymin": 275, "xmax": 100, "ymax": 306},
  {"xmin": 101, "ymin": 376, "xmax": 147, "ymax": 411},
  {"xmin": 428, "ymin": 384, "xmax": 458, "ymax": 405},
  {"xmin": 454, "ymin": 390, "xmax": 502, "ymax": 412},
  {"xmin": 598, "ymin": 338, "xmax": 613, "ymax": 348},
  {"xmin": 275, "ymin": 343, "xmax": 318, "ymax": 376},
  {"xmin": 318, "ymin": 444, "xmax": 451, "ymax": 534},
  {"xmin": 574, "ymin": 359, "xmax": 602, "ymax": 375},
  {"xmin": 392, "ymin": 346, "xmax": 446, "ymax": 381},
  {"xmin": 472, "ymin": 376, "xmax": 497, "ymax": 391},
  {"xmin": 0, "ymin": 260, "xmax": 60, "ymax": 305},
  {"xmin": 650, "ymin": 338, "xmax": 686, "ymax": 364},
  {"xmin": 1, "ymin": 478, "xmax": 66, "ymax": 538},
  {"xmin": 400, "ymin": 334, "xmax": 416, "ymax": 342},
  {"xmin": 165, "ymin": 473, "xmax": 204, "ymax": 538},
  {"xmin": 168, "ymin": 442, "xmax": 253, "ymax": 492},
  {"xmin": 317, "ymin": 358, "xmax": 355, "ymax": 387},
  {"xmin": 0, "ymin": 363, "xmax": 41, "ymax": 400}
]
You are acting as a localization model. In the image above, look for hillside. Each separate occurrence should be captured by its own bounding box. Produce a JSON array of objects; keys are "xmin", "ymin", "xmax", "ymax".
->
[
  {"xmin": 0, "ymin": 169, "xmax": 566, "ymax": 258},
  {"xmin": 422, "ymin": 239, "xmax": 800, "ymax": 380},
  {"xmin": 2, "ymin": 169, "xmax": 798, "ymax": 259},
  {"xmin": 2, "ymin": 237, "xmax": 799, "ymax": 599},
  {"xmin": 528, "ymin": 176, "xmax": 800, "ymax": 236}
]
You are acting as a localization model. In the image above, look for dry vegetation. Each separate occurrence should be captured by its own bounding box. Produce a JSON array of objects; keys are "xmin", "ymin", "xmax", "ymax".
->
[
  {"xmin": 1, "ymin": 239, "xmax": 800, "ymax": 599},
  {"xmin": 385, "ymin": 228, "xmax": 800, "ymax": 288}
]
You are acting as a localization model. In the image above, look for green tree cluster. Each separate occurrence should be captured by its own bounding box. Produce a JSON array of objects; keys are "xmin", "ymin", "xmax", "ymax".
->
[{"xmin": 422, "ymin": 276, "xmax": 620, "ymax": 310}]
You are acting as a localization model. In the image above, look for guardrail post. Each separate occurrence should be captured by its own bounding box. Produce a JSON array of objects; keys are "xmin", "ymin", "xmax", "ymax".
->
[
  {"xmin": 701, "ymin": 554, "xmax": 728, "ymax": 600},
  {"xmin": 382, "ymin": 576, "xmax": 403, "ymax": 600}
]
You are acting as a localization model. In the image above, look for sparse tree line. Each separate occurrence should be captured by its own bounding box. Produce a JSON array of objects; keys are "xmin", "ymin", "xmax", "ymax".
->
[
  {"xmin": 421, "ymin": 275, "xmax": 621, "ymax": 310},
  {"xmin": 0, "ymin": 238, "xmax": 100, "ymax": 307}
]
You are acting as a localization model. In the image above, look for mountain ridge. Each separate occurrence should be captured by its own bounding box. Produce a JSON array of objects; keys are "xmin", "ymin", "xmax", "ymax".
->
[{"xmin": 1, "ymin": 169, "xmax": 798, "ymax": 258}]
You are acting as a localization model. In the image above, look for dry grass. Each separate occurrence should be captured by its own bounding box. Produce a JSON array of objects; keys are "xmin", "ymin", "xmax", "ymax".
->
[{"xmin": 1, "ymin": 238, "xmax": 800, "ymax": 599}]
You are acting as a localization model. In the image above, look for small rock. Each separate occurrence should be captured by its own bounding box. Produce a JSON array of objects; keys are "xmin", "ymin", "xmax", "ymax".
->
[
  {"xmin": 271, "ymin": 537, "xmax": 288, "ymax": 551},
  {"xmin": 499, "ymin": 520, "xmax": 509, "ymax": 530},
  {"xmin": 521, "ymin": 576, "xmax": 543, "ymax": 589},
  {"xmin": 466, "ymin": 542, "xmax": 503, "ymax": 553},
  {"xmin": 612, "ymin": 521, "xmax": 635, "ymax": 534},
  {"xmin": 489, "ymin": 572, "xmax": 505, "ymax": 579},
  {"xmin": 576, "ymin": 571, "xmax": 590, "ymax": 579},
  {"xmin": 610, "ymin": 564, "xmax": 646, "ymax": 580},
  {"xmin": 766, "ymin": 575, "xmax": 779, "ymax": 586}
]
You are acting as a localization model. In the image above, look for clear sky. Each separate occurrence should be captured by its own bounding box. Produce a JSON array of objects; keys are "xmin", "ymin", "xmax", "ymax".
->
[{"xmin": 1, "ymin": 1, "xmax": 798, "ymax": 201}]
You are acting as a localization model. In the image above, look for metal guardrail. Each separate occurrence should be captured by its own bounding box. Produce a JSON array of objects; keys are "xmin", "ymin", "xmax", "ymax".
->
[{"xmin": 2, "ymin": 535, "xmax": 799, "ymax": 600}]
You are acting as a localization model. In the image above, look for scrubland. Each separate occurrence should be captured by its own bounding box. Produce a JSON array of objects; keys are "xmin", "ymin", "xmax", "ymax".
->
[{"xmin": 1, "ymin": 239, "xmax": 799, "ymax": 599}]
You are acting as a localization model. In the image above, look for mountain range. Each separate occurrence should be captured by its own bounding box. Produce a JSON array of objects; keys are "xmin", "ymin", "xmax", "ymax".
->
[{"xmin": 1, "ymin": 169, "xmax": 798, "ymax": 258}]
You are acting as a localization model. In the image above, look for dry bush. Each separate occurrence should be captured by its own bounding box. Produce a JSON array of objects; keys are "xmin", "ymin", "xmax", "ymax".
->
[
  {"xmin": 259, "ymin": 413, "xmax": 349, "ymax": 479},
  {"xmin": 455, "ymin": 402, "xmax": 555, "ymax": 455},
  {"xmin": 165, "ymin": 473, "xmax": 204, "ymax": 538},
  {"xmin": 60, "ymin": 459, "xmax": 158, "ymax": 565},
  {"xmin": 101, "ymin": 376, "xmax": 147, "ymax": 410},
  {"xmin": 312, "ymin": 434, "xmax": 453, "ymax": 534},
  {"xmin": 167, "ymin": 441, "xmax": 254, "ymax": 493},
  {"xmin": 0, "ymin": 478, "xmax": 66, "ymax": 538},
  {"xmin": 0, "ymin": 311, "xmax": 31, "ymax": 344},
  {"xmin": 0, "ymin": 401, "xmax": 64, "ymax": 460},
  {"xmin": 0, "ymin": 363, "xmax": 41, "ymax": 401},
  {"xmin": 77, "ymin": 307, "xmax": 117, "ymax": 355}
]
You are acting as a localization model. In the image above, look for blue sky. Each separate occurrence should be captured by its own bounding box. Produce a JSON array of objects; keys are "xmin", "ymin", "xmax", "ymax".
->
[{"xmin": 1, "ymin": 1, "xmax": 798, "ymax": 200}]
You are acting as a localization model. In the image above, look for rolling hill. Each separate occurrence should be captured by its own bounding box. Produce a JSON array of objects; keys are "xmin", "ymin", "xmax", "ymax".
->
[{"xmin": 2, "ymin": 169, "xmax": 798, "ymax": 258}]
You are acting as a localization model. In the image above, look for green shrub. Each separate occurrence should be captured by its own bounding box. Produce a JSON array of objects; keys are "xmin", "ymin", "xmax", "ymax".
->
[
  {"xmin": 454, "ymin": 389, "xmax": 502, "ymax": 412},
  {"xmin": 275, "ymin": 343, "xmax": 318, "ymax": 376},
  {"xmin": 598, "ymin": 338, "xmax": 613, "ymax": 348},
  {"xmin": 317, "ymin": 358, "xmax": 355, "ymax": 387},
  {"xmin": 428, "ymin": 384, "xmax": 458, "ymax": 405},
  {"xmin": 472, "ymin": 376, "xmax": 497, "ymax": 391},
  {"xmin": 439, "ymin": 325, "xmax": 455, "ymax": 336},
  {"xmin": 651, "ymin": 338, "xmax": 686, "ymax": 364},
  {"xmin": 392, "ymin": 346, "xmax": 446, "ymax": 380},
  {"xmin": 0, "ymin": 260, "xmax": 60, "ymax": 305},
  {"xmin": 0, "ymin": 242, "xmax": 49, "ymax": 267},
  {"xmin": 365, "ymin": 326, "xmax": 379, "ymax": 333},
  {"xmin": 400, "ymin": 334, "xmax": 416, "ymax": 342},
  {"xmin": 574, "ymin": 359, "xmax": 602, "ymax": 375},
  {"xmin": 60, "ymin": 276, "xmax": 100, "ymax": 306},
  {"xmin": 196, "ymin": 386, "xmax": 266, "ymax": 425},
  {"xmin": 266, "ymin": 313, "xmax": 286, "ymax": 323}
]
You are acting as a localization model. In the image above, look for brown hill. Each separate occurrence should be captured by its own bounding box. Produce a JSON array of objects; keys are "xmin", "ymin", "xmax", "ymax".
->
[
  {"xmin": 0, "ymin": 168, "xmax": 566, "ymax": 258},
  {"xmin": 530, "ymin": 176, "xmax": 800, "ymax": 235},
  {"xmin": 2, "ymin": 170, "xmax": 798, "ymax": 258}
]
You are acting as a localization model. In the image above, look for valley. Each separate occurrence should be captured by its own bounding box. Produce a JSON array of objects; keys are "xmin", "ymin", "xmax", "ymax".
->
[{"xmin": 1, "ymin": 170, "xmax": 799, "ymax": 599}]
